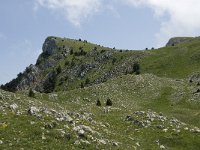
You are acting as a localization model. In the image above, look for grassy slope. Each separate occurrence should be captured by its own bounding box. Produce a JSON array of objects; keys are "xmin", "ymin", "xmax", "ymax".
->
[
  {"xmin": 1, "ymin": 74, "xmax": 200, "ymax": 149},
  {"xmin": 141, "ymin": 38, "xmax": 200, "ymax": 79}
]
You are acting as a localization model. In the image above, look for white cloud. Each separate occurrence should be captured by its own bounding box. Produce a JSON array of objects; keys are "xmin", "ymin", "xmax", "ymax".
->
[
  {"xmin": 123, "ymin": 0, "xmax": 200, "ymax": 46},
  {"xmin": 35, "ymin": 0, "xmax": 101, "ymax": 26},
  {"xmin": 34, "ymin": 0, "xmax": 200, "ymax": 46}
]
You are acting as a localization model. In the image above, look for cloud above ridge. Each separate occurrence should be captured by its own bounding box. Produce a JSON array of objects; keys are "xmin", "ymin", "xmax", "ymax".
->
[
  {"xmin": 35, "ymin": 0, "xmax": 200, "ymax": 46},
  {"xmin": 123, "ymin": 0, "xmax": 200, "ymax": 46},
  {"xmin": 35, "ymin": 0, "xmax": 101, "ymax": 27}
]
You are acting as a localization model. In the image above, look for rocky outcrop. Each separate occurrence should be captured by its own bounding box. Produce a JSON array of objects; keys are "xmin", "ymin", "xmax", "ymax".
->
[
  {"xmin": 166, "ymin": 37, "xmax": 193, "ymax": 46},
  {"xmin": 42, "ymin": 36, "xmax": 57, "ymax": 56},
  {"xmin": 16, "ymin": 64, "xmax": 40, "ymax": 90},
  {"xmin": 189, "ymin": 72, "xmax": 200, "ymax": 85}
]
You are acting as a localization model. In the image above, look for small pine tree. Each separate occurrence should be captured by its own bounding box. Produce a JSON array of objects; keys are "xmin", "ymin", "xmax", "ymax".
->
[
  {"xmin": 112, "ymin": 58, "xmax": 117, "ymax": 65},
  {"xmin": 65, "ymin": 60, "xmax": 69, "ymax": 66},
  {"xmin": 56, "ymin": 65, "xmax": 62, "ymax": 74},
  {"xmin": 70, "ymin": 48, "xmax": 74, "ymax": 55},
  {"xmin": 133, "ymin": 62, "xmax": 140, "ymax": 75},
  {"xmin": 80, "ymin": 82, "xmax": 84, "ymax": 88},
  {"xmin": 28, "ymin": 89, "xmax": 35, "ymax": 98},
  {"xmin": 85, "ymin": 78, "xmax": 90, "ymax": 85},
  {"xmin": 96, "ymin": 99, "xmax": 101, "ymax": 106},
  {"xmin": 106, "ymin": 98, "xmax": 112, "ymax": 106}
]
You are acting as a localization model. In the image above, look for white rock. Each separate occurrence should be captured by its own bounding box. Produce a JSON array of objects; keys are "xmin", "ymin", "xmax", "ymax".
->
[
  {"xmin": 42, "ymin": 133, "xmax": 46, "ymax": 140},
  {"xmin": 0, "ymin": 140, "xmax": 3, "ymax": 144},
  {"xmin": 160, "ymin": 145, "xmax": 165, "ymax": 149},
  {"xmin": 98, "ymin": 139, "xmax": 106, "ymax": 145},
  {"xmin": 30, "ymin": 121, "xmax": 35, "ymax": 125},
  {"xmin": 80, "ymin": 139, "xmax": 90, "ymax": 145},
  {"xmin": 74, "ymin": 140, "xmax": 81, "ymax": 145},
  {"xmin": 78, "ymin": 129, "xmax": 85, "ymax": 136},
  {"xmin": 184, "ymin": 127, "xmax": 189, "ymax": 130},
  {"xmin": 64, "ymin": 115, "xmax": 73, "ymax": 123},
  {"xmin": 136, "ymin": 142, "xmax": 140, "ymax": 146},
  {"xmin": 195, "ymin": 129, "xmax": 200, "ymax": 133},
  {"xmin": 56, "ymin": 117, "xmax": 64, "ymax": 122},
  {"xmin": 163, "ymin": 129, "xmax": 168, "ymax": 132},
  {"xmin": 113, "ymin": 142, "xmax": 119, "ymax": 146},
  {"xmin": 9, "ymin": 103, "xmax": 18, "ymax": 110},
  {"xmin": 28, "ymin": 106, "xmax": 39, "ymax": 115}
]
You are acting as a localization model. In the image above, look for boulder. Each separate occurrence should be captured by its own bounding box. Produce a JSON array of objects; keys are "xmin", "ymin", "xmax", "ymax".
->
[
  {"xmin": 9, "ymin": 103, "xmax": 18, "ymax": 110},
  {"xmin": 28, "ymin": 106, "xmax": 39, "ymax": 115}
]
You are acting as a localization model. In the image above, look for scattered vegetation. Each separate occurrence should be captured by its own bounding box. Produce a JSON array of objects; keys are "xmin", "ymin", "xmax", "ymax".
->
[
  {"xmin": 28, "ymin": 89, "xmax": 35, "ymax": 98},
  {"xmin": 43, "ymin": 70, "xmax": 57, "ymax": 93},
  {"xmin": 133, "ymin": 62, "xmax": 140, "ymax": 75},
  {"xmin": 96, "ymin": 99, "xmax": 101, "ymax": 106},
  {"xmin": 56, "ymin": 65, "xmax": 62, "ymax": 74},
  {"xmin": 85, "ymin": 78, "xmax": 90, "ymax": 85},
  {"xmin": 106, "ymin": 98, "xmax": 112, "ymax": 106}
]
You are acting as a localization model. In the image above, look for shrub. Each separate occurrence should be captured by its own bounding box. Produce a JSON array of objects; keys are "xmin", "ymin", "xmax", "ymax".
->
[
  {"xmin": 133, "ymin": 62, "xmax": 140, "ymax": 75},
  {"xmin": 74, "ymin": 47, "xmax": 87, "ymax": 56},
  {"xmin": 28, "ymin": 89, "xmax": 35, "ymax": 98},
  {"xmin": 65, "ymin": 60, "xmax": 69, "ymax": 66},
  {"xmin": 96, "ymin": 99, "xmax": 101, "ymax": 106},
  {"xmin": 70, "ymin": 61, "xmax": 75, "ymax": 67},
  {"xmin": 106, "ymin": 98, "xmax": 112, "ymax": 106},
  {"xmin": 56, "ymin": 65, "xmax": 62, "ymax": 74},
  {"xmin": 80, "ymin": 82, "xmax": 84, "ymax": 88},
  {"xmin": 85, "ymin": 78, "xmax": 90, "ymax": 85},
  {"xmin": 112, "ymin": 58, "xmax": 117, "ymax": 64},
  {"xmin": 70, "ymin": 48, "xmax": 74, "ymax": 55},
  {"xmin": 93, "ymin": 47, "xmax": 97, "ymax": 50},
  {"xmin": 100, "ymin": 49, "xmax": 106, "ymax": 53}
]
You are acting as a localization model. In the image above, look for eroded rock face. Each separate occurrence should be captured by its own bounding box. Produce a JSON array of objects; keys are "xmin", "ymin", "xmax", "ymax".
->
[
  {"xmin": 42, "ymin": 37, "xmax": 57, "ymax": 56},
  {"xmin": 166, "ymin": 37, "xmax": 193, "ymax": 46},
  {"xmin": 16, "ymin": 65, "xmax": 40, "ymax": 90}
]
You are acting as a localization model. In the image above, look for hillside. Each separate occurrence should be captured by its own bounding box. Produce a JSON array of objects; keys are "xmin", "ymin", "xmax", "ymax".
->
[
  {"xmin": 1, "ymin": 36, "xmax": 146, "ymax": 93},
  {"xmin": 3, "ymin": 36, "xmax": 200, "ymax": 93},
  {"xmin": 0, "ymin": 36, "xmax": 200, "ymax": 149}
]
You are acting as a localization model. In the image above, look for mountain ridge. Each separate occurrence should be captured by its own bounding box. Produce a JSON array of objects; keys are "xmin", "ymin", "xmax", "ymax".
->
[{"xmin": 2, "ymin": 36, "xmax": 200, "ymax": 93}]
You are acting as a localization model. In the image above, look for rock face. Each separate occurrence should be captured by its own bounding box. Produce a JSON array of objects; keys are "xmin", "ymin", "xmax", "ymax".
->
[
  {"xmin": 166, "ymin": 37, "xmax": 193, "ymax": 46},
  {"xmin": 17, "ymin": 65, "xmax": 40, "ymax": 90},
  {"xmin": 42, "ymin": 36, "xmax": 57, "ymax": 56}
]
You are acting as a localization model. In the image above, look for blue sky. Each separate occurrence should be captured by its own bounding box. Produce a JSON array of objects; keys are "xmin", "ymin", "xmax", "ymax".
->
[{"xmin": 1, "ymin": 0, "xmax": 200, "ymax": 84}]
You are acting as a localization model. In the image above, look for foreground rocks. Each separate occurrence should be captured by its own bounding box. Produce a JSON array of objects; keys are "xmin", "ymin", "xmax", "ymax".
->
[{"xmin": 126, "ymin": 110, "xmax": 200, "ymax": 134}]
